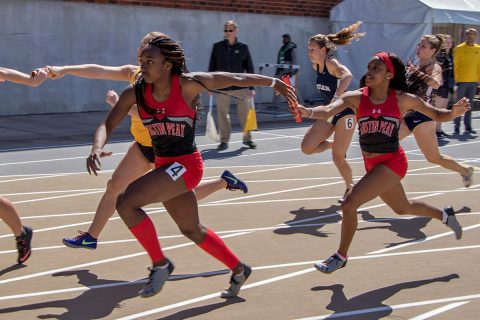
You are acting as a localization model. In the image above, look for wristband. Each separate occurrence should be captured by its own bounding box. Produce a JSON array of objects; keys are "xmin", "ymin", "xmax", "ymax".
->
[
  {"xmin": 308, "ymin": 108, "xmax": 314, "ymax": 119},
  {"xmin": 270, "ymin": 78, "xmax": 277, "ymax": 87}
]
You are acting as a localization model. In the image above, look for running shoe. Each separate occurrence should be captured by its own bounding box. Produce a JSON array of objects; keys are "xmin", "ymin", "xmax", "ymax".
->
[
  {"xmin": 217, "ymin": 142, "xmax": 228, "ymax": 151},
  {"xmin": 243, "ymin": 140, "xmax": 257, "ymax": 149},
  {"xmin": 221, "ymin": 263, "xmax": 252, "ymax": 298},
  {"xmin": 314, "ymin": 253, "xmax": 347, "ymax": 274},
  {"xmin": 16, "ymin": 226, "xmax": 33, "ymax": 264},
  {"xmin": 139, "ymin": 258, "xmax": 175, "ymax": 298},
  {"xmin": 462, "ymin": 167, "xmax": 474, "ymax": 188},
  {"xmin": 63, "ymin": 231, "xmax": 97, "ymax": 249},
  {"xmin": 221, "ymin": 170, "xmax": 248, "ymax": 193},
  {"xmin": 443, "ymin": 206, "xmax": 462, "ymax": 240}
]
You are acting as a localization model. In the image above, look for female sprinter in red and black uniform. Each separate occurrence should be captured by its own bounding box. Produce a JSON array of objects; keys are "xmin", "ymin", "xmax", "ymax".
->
[
  {"xmin": 296, "ymin": 52, "xmax": 468, "ymax": 274},
  {"xmin": 86, "ymin": 36, "xmax": 296, "ymax": 297},
  {"xmin": 0, "ymin": 66, "xmax": 49, "ymax": 264},
  {"xmin": 49, "ymin": 32, "xmax": 249, "ymax": 251},
  {"xmin": 301, "ymin": 22, "xmax": 365, "ymax": 202}
]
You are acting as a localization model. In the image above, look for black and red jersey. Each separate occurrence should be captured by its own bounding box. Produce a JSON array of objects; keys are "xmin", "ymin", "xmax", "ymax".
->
[
  {"xmin": 356, "ymin": 87, "xmax": 401, "ymax": 153},
  {"xmin": 135, "ymin": 75, "xmax": 197, "ymax": 157}
]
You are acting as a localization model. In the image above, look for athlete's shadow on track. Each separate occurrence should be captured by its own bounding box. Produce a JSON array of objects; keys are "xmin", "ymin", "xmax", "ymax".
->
[
  {"xmin": 0, "ymin": 263, "xmax": 27, "ymax": 277},
  {"xmin": 357, "ymin": 212, "xmax": 432, "ymax": 248},
  {"xmin": 274, "ymin": 205, "xmax": 342, "ymax": 238},
  {"xmin": 200, "ymin": 147, "xmax": 250, "ymax": 160},
  {"xmin": 312, "ymin": 273, "xmax": 459, "ymax": 319},
  {"xmin": 156, "ymin": 297, "xmax": 246, "ymax": 320},
  {"xmin": 0, "ymin": 269, "xmax": 229, "ymax": 319}
]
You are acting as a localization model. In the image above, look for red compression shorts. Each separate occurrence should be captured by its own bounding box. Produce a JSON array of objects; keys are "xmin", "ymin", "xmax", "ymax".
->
[
  {"xmin": 154, "ymin": 150, "xmax": 203, "ymax": 191},
  {"xmin": 363, "ymin": 147, "xmax": 408, "ymax": 178}
]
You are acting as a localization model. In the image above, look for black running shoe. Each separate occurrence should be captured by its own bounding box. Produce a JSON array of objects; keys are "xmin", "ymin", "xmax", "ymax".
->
[{"xmin": 16, "ymin": 226, "xmax": 33, "ymax": 264}]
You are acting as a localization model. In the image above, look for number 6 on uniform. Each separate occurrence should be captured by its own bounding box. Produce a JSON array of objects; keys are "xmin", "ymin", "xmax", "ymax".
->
[
  {"xmin": 345, "ymin": 117, "xmax": 354, "ymax": 129},
  {"xmin": 166, "ymin": 162, "xmax": 187, "ymax": 181}
]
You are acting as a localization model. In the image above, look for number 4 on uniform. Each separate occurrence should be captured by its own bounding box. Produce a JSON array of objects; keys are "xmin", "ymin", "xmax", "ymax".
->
[{"xmin": 166, "ymin": 162, "xmax": 187, "ymax": 181}]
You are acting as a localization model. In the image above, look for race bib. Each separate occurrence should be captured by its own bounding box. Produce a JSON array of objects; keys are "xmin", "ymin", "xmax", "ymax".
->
[{"xmin": 165, "ymin": 162, "xmax": 187, "ymax": 181}]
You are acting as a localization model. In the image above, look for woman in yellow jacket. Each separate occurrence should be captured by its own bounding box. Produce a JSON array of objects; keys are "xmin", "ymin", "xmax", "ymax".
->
[{"xmin": 47, "ymin": 32, "xmax": 248, "ymax": 250}]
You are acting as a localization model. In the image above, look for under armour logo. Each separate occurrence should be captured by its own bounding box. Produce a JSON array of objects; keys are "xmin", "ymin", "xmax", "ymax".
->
[
  {"xmin": 155, "ymin": 108, "xmax": 166, "ymax": 114},
  {"xmin": 372, "ymin": 109, "xmax": 381, "ymax": 114}
]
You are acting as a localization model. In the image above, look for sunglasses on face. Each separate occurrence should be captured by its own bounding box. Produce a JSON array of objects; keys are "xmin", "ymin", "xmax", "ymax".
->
[{"xmin": 224, "ymin": 29, "xmax": 234, "ymax": 32}]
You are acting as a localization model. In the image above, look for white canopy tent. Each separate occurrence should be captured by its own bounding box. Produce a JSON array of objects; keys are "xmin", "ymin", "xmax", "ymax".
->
[{"xmin": 330, "ymin": 0, "xmax": 480, "ymax": 86}]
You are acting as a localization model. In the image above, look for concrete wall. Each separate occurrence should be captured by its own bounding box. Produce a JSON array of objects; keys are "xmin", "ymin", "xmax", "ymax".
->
[{"xmin": 0, "ymin": 0, "xmax": 329, "ymax": 116}]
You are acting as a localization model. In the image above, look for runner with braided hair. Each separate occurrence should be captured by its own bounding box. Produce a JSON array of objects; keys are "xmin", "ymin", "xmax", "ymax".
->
[
  {"xmin": 87, "ymin": 34, "xmax": 296, "ymax": 298},
  {"xmin": 48, "ymin": 32, "xmax": 249, "ymax": 251}
]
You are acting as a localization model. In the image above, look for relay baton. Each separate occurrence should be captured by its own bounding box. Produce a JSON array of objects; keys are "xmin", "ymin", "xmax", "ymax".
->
[{"xmin": 281, "ymin": 75, "xmax": 302, "ymax": 123}]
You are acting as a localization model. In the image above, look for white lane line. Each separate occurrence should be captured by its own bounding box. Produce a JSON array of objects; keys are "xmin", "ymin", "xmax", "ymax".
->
[
  {"xmin": 0, "ymin": 172, "xmax": 88, "ymax": 183},
  {"xmin": 118, "ymin": 268, "xmax": 318, "ymax": 320},
  {"xmin": 0, "ymin": 232, "xmax": 249, "ymax": 285},
  {"xmin": 0, "ymin": 244, "xmax": 478, "ymax": 302},
  {"xmin": 2, "ymin": 188, "xmax": 104, "ymax": 196},
  {"xmin": 0, "ymin": 157, "xmax": 461, "ymax": 182},
  {"xmin": 11, "ymin": 190, "xmax": 104, "ymax": 205},
  {"xmin": 368, "ymin": 223, "xmax": 480, "ymax": 254},
  {"xmin": 116, "ymin": 245, "xmax": 480, "ymax": 320},
  {"xmin": 408, "ymin": 302, "xmax": 470, "ymax": 320},
  {"xmin": 0, "ymin": 135, "xmax": 302, "ymax": 167},
  {"xmin": 296, "ymin": 297, "xmax": 477, "ymax": 320},
  {"xmin": 207, "ymin": 180, "xmax": 346, "ymax": 204},
  {"xmin": 6, "ymin": 184, "xmax": 477, "ymax": 221},
  {"xmin": 3, "ymin": 213, "xmax": 479, "ymax": 254}
]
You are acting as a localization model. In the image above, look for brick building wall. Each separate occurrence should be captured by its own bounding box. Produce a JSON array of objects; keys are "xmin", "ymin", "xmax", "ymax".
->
[{"xmin": 59, "ymin": 0, "xmax": 342, "ymax": 17}]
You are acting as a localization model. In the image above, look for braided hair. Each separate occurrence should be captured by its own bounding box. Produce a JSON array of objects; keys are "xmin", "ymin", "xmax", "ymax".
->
[
  {"xmin": 134, "ymin": 36, "xmax": 198, "ymax": 115},
  {"xmin": 134, "ymin": 35, "xmax": 243, "ymax": 117}
]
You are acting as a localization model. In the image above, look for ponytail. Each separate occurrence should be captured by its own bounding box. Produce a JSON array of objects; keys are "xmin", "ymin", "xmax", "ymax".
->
[{"xmin": 309, "ymin": 21, "xmax": 365, "ymax": 53}]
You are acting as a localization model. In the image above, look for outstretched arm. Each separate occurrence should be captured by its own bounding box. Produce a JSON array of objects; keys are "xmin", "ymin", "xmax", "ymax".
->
[
  {"xmin": 87, "ymin": 87, "xmax": 136, "ymax": 175},
  {"xmin": 296, "ymin": 90, "xmax": 361, "ymax": 119},
  {"xmin": 47, "ymin": 64, "xmax": 138, "ymax": 82},
  {"xmin": 0, "ymin": 67, "xmax": 48, "ymax": 87},
  {"xmin": 398, "ymin": 92, "xmax": 469, "ymax": 122},
  {"xmin": 183, "ymin": 72, "xmax": 297, "ymax": 106}
]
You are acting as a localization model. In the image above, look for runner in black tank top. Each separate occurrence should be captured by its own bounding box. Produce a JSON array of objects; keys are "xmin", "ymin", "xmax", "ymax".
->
[
  {"xmin": 86, "ymin": 35, "xmax": 297, "ymax": 300},
  {"xmin": 399, "ymin": 35, "xmax": 473, "ymax": 187},
  {"xmin": 301, "ymin": 23, "xmax": 365, "ymax": 202},
  {"xmin": 294, "ymin": 52, "xmax": 468, "ymax": 274}
]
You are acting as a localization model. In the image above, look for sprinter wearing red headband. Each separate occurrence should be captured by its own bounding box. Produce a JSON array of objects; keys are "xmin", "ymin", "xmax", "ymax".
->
[{"xmin": 296, "ymin": 52, "xmax": 468, "ymax": 274}]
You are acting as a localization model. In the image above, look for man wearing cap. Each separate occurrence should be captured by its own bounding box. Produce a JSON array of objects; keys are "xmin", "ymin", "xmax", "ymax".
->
[
  {"xmin": 453, "ymin": 28, "xmax": 480, "ymax": 134},
  {"xmin": 272, "ymin": 34, "xmax": 297, "ymax": 108}
]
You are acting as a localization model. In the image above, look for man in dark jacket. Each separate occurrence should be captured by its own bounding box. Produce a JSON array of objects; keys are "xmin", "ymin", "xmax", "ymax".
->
[{"xmin": 209, "ymin": 20, "xmax": 256, "ymax": 150}]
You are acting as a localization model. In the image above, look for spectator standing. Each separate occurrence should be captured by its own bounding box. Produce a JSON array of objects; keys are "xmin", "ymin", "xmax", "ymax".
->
[
  {"xmin": 272, "ymin": 34, "xmax": 298, "ymax": 108},
  {"xmin": 453, "ymin": 28, "xmax": 480, "ymax": 134},
  {"xmin": 208, "ymin": 20, "xmax": 256, "ymax": 150}
]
